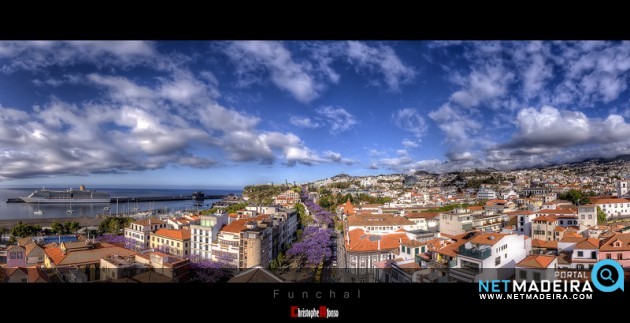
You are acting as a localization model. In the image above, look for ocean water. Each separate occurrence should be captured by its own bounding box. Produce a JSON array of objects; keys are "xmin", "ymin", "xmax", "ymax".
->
[{"xmin": 0, "ymin": 188, "xmax": 241, "ymax": 220}]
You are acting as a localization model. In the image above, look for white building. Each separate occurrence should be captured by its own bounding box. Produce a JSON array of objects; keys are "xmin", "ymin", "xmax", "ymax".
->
[
  {"xmin": 477, "ymin": 188, "xmax": 497, "ymax": 200},
  {"xmin": 594, "ymin": 198, "xmax": 630, "ymax": 220},
  {"xmin": 450, "ymin": 232, "xmax": 530, "ymax": 282},
  {"xmin": 439, "ymin": 209, "xmax": 474, "ymax": 236},
  {"xmin": 617, "ymin": 180, "xmax": 628, "ymax": 197},
  {"xmin": 404, "ymin": 212, "xmax": 440, "ymax": 232},
  {"xmin": 124, "ymin": 218, "xmax": 167, "ymax": 249},
  {"xmin": 514, "ymin": 211, "xmax": 536, "ymax": 235},
  {"xmin": 190, "ymin": 211, "xmax": 228, "ymax": 260},
  {"xmin": 577, "ymin": 204, "xmax": 597, "ymax": 231}
]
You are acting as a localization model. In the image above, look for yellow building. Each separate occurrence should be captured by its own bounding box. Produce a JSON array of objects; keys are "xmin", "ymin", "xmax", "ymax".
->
[{"xmin": 150, "ymin": 228, "xmax": 191, "ymax": 257}]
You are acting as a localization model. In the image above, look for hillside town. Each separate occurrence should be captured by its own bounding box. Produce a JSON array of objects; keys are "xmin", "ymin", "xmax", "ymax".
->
[{"xmin": 2, "ymin": 157, "xmax": 630, "ymax": 283}]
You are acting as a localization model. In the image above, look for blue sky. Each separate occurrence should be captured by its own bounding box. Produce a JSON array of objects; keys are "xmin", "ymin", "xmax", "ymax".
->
[{"xmin": 0, "ymin": 41, "xmax": 629, "ymax": 189}]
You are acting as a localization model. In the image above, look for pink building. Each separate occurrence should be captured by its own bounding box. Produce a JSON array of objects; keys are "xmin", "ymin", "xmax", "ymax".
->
[
  {"xmin": 6, "ymin": 245, "xmax": 27, "ymax": 268},
  {"xmin": 599, "ymin": 233, "xmax": 630, "ymax": 267}
]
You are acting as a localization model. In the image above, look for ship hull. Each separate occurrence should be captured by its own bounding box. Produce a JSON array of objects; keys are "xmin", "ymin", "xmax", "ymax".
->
[{"xmin": 20, "ymin": 197, "xmax": 110, "ymax": 203}]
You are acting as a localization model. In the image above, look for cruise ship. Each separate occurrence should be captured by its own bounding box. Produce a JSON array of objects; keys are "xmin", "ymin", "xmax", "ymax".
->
[{"xmin": 20, "ymin": 185, "xmax": 111, "ymax": 203}]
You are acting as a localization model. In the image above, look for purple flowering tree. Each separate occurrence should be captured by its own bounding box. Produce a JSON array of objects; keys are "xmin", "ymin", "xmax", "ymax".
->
[
  {"xmin": 188, "ymin": 255, "xmax": 234, "ymax": 282},
  {"xmin": 287, "ymin": 226, "xmax": 332, "ymax": 266}
]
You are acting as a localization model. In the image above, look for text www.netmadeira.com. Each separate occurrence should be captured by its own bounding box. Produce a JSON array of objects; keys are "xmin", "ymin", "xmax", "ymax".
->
[{"xmin": 479, "ymin": 293, "xmax": 592, "ymax": 300}]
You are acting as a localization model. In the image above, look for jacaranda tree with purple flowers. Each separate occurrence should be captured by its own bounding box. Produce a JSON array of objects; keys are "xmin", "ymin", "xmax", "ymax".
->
[
  {"xmin": 287, "ymin": 226, "xmax": 332, "ymax": 266},
  {"xmin": 188, "ymin": 255, "xmax": 234, "ymax": 282}
]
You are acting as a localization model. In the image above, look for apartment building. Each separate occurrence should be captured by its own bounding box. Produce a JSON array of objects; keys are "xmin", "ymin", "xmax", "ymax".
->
[
  {"xmin": 124, "ymin": 218, "xmax": 167, "ymax": 249},
  {"xmin": 149, "ymin": 228, "xmax": 191, "ymax": 258},
  {"xmin": 190, "ymin": 211, "xmax": 228, "ymax": 260}
]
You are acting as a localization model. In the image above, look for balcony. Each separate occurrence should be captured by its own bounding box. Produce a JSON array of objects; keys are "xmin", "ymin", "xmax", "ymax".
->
[{"xmin": 458, "ymin": 246, "xmax": 491, "ymax": 259}]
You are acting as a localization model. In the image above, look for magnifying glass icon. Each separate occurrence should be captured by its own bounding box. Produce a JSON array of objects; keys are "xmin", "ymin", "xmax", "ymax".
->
[{"xmin": 600, "ymin": 268, "xmax": 614, "ymax": 281}]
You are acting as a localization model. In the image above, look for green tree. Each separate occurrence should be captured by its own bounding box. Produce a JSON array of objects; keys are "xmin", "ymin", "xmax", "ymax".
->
[
  {"xmin": 11, "ymin": 223, "xmax": 41, "ymax": 237},
  {"xmin": 597, "ymin": 206, "xmax": 607, "ymax": 224},
  {"xmin": 558, "ymin": 189, "xmax": 591, "ymax": 206},
  {"xmin": 99, "ymin": 217, "xmax": 132, "ymax": 234},
  {"xmin": 51, "ymin": 221, "xmax": 65, "ymax": 234},
  {"xmin": 66, "ymin": 221, "xmax": 80, "ymax": 233}
]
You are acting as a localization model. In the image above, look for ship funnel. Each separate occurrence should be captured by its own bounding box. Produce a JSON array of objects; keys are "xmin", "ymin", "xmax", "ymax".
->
[{"xmin": 79, "ymin": 185, "xmax": 86, "ymax": 191}]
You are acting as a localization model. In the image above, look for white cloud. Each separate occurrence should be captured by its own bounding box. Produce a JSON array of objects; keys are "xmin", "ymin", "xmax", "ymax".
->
[
  {"xmin": 345, "ymin": 41, "xmax": 415, "ymax": 91},
  {"xmin": 316, "ymin": 106, "xmax": 358, "ymax": 134},
  {"xmin": 290, "ymin": 116, "xmax": 320, "ymax": 129},
  {"xmin": 0, "ymin": 41, "xmax": 156, "ymax": 73},
  {"xmin": 401, "ymin": 139, "xmax": 418, "ymax": 148},
  {"xmin": 224, "ymin": 41, "xmax": 321, "ymax": 103},
  {"xmin": 450, "ymin": 64, "xmax": 514, "ymax": 108},
  {"xmin": 391, "ymin": 108, "xmax": 428, "ymax": 139}
]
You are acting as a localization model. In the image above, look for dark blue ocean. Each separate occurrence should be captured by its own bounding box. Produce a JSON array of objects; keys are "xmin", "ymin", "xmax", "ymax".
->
[{"xmin": 0, "ymin": 188, "xmax": 241, "ymax": 220}]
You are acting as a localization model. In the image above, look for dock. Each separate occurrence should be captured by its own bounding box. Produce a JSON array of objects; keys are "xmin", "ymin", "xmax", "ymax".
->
[{"xmin": 6, "ymin": 195, "xmax": 226, "ymax": 203}]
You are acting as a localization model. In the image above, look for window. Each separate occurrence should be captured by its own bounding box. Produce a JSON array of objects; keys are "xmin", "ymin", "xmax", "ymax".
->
[
  {"xmin": 577, "ymin": 251, "xmax": 583, "ymax": 257},
  {"xmin": 606, "ymin": 253, "xmax": 612, "ymax": 259},
  {"xmin": 618, "ymin": 253, "xmax": 623, "ymax": 260},
  {"xmin": 495, "ymin": 257, "xmax": 501, "ymax": 266},
  {"xmin": 519, "ymin": 270, "xmax": 527, "ymax": 279},
  {"xmin": 591, "ymin": 251, "xmax": 596, "ymax": 259},
  {"xmin": 588, "ymin": 215, "xmax": 592, "ymax": 219},
  {"xmin": 532, "ymin": 272, "xmax": 541, "ymax": 281}
]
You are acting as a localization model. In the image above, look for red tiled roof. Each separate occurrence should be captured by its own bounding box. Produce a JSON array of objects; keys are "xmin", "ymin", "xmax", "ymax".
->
[
  {"xmin": 345, "ymin": 229, "xmax": 409, "ymax": 252},
  {"xmin": 600, "ymin": 233, "xmax": 630, "ymax": 251},
  {"xmin": 132, "ymin": 218, "xmax": 165, "ymax": 226},
  {"xmin": 594, "ymin": 198, "xmax": 630, "ymax": 204},
  {"xmin": 574, "ymin": 238, "xmax": 599, "ymax": 250},
  {"xmin": 154, "ymin": 228, "xmax": 191, "ymax": 240},
  {"xmin": 517, "ymin": 255, "xmax": 556, "ymax": 269}
]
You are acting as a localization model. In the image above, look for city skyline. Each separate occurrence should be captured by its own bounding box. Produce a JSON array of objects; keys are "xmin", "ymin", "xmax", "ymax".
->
[{"xmin": 1, "ymin": 41, "xmax": 630, "ymax": 188}]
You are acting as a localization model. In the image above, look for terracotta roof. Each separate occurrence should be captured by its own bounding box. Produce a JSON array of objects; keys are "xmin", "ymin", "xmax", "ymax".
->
[
  {"xmin": 533, "ymin": 215, "xmax": 558, "ymax": 222},
  {"xmin": 132, "ymin": 218, "xmax": 165, "ymax": 226},
  {"xmin": 560, "ymin": 236, "xmax": 589, "ymax": 243},
  {"xmin": 343, "ymin": 199, "xmax": 356, "ymax": 215},
  {"xmin": 222, "ymin": 218, "xmax": 250, "ymax": 233},
  {"xmin": 594, "ymin": 198, "xmax": 630, "ymax": 204},
  {"xmin": 347, "ymin": 214, "xmax": 414, "ymax": 227},
  {"xmin": 153, "ymin": 228, "xmax": 191, "ymax": 241},
  {"xmin": 401, "ymin": 240, "xmax": 426, "ymax": 248},
  {"xmin": 345, "ymin": 229, "xmax": 409, "ymax": 252},
  {"xmin": 432, "ymin": 232, "xmax": 476, "ymax": 257},
  {"xmin": 24, "ymin": 243, "xmax": 43, "ymax": 257},
  {"xmin": 28, "ymin": 267, "xmax": 50, "ymax": 282},
  {"xmin": 531, "ymin": 239, "xmax": 558, "ymax": 249},
  {"xmin": 17, "ymin": 237, "xmax": 33, "ymax": 246},
  {"xmin": 574, "ymin": 238, "xmax": 600, "ymax": 250},
  {"xmin": 517, "ymin": 255, "xmax": 556, "ymax": 269},
  {"xmin": 600, "ymin": 233, "xmax": 630, "ymax": 251},
  {"xmin": 470, "ymin": 232, "xmax": 509, "ymax": 246},
  {"xmin": 563, "ymin": 232, "xmax": 583, "ymax": 238},
  {"xmin": 486, "ymin": 199, "xmax": 508, "ymax": 205},
  {"xmin": 44, "ymin": 242, "xmax": 136, "ymax": 266}
]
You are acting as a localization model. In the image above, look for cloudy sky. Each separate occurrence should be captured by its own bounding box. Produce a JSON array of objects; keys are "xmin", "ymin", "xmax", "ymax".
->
[{"xmin": 0, "ymin": 41, "xmax": 629, "ymax": 188}]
